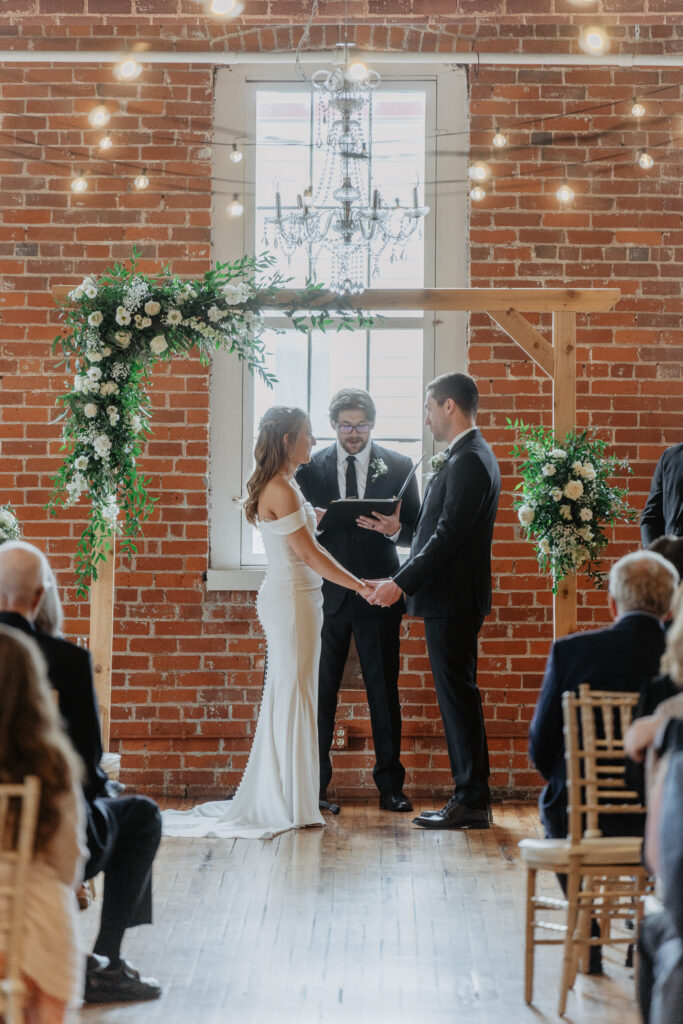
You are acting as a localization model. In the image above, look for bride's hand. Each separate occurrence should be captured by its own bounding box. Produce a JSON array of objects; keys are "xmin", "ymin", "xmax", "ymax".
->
[{"xmin": 357, "ymin": 579, "xmax": 377, "ymax": 602}]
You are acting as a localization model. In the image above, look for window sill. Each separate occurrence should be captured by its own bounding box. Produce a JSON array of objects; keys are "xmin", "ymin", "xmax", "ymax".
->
[{"xmin": 205, "ymin": 568, "xmax": 265, "ymax": 592}]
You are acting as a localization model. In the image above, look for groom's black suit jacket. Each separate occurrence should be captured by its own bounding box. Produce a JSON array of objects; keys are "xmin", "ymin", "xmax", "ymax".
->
[
  {"xmin": 296, "ymin": 441, "xmax": 420, "ymax": 615},
  {"xmin": 640, "ymin": 442, "xmax": 683, "ymax": 545},
  {"xmin": 393, "ymin": 428, "xmax": 500, "ymax": 620}
]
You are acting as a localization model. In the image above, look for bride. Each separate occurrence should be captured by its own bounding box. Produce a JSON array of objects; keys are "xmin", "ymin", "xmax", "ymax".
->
[{"xmin": 162, "ymin": 406, "xmax": 374, "ymax": 839}]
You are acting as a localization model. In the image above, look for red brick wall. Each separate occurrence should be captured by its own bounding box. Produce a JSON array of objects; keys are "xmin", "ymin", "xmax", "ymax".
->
[{"xmin": 1, "ymin": 8, "xmax": 681, "ymax": 799}]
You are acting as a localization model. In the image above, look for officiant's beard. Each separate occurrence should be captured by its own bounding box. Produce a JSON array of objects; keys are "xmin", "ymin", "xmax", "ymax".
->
[{"xmin": 338, "ymin": 433, "xmax": 370, "ymax": 456}]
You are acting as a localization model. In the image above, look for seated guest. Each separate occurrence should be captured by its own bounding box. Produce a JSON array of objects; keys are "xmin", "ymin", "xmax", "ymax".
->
[
  {"xmin": 626, "ymin": 717, "xmax": 683, "ymax": 1024},
  {"xmin": 647, "ymin": 537, "xmax": 683, "ymax": 598},
  {"xmin": 0, "ymin": 625, "xmax": 87, "ymax": 1024},
  {"xmin": 0, "ymin": 541, "xmax": 162, "ymax": 1004},
  {"xmin": 529, "ymin": 550, "xmax": 679, "ymax": 842},
  {"xmin": 33, "ymin": 562, "xmax": 64, "ymax": 637}
]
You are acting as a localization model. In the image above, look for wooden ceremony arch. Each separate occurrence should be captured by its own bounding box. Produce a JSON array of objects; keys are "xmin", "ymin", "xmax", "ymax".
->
[{"xmin": 52, "ymin": 284, "xmax": 619, "ymax": 746}]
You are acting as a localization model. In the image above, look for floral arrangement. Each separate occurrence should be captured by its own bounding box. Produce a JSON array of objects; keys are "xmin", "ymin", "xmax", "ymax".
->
[
  {"xmin": 49, "ymin": 248, "xmax": 373, "ymax": 595},
  {"xmin": 507, "ymin": 420, "xmax": 636, "ymax": 592},
  {"xmin": 0, "ymin": 504, "xmax": 20, "ymax": 544},
  {"xmin": 370, "ymin": 457, "xmax": 388, "ymax": 481}
]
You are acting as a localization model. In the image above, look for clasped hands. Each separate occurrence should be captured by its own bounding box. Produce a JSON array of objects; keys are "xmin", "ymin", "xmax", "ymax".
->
[{"xmin": 359, "ymin": 578, "xmax": 403, "ymax": 607}]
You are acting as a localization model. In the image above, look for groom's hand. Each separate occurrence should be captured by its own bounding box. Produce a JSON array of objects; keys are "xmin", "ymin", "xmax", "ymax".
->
[
  {"xmin": 357, "ymin": 499, "xmax": 402, "ymax": 536},
  {"xmin": 367, "ymin": 579, "xmax": 403, "ymax": 607}
]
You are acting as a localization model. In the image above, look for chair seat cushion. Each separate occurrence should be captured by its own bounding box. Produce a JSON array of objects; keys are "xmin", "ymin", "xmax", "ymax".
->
[{"xmin": 518, "ymin": 835, "xmax": 644, "ymax": 868}]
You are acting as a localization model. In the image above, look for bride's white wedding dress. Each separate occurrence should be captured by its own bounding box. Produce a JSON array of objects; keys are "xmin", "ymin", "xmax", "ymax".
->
[{"xmin": 162, "ymin": 496, "xmax": 325, "ymax": 839}]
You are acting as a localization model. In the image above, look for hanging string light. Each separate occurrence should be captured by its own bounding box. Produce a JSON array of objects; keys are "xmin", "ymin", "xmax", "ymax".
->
[
  {"xmin": 210, "ymin": 0, "xmax": 244, "ymax": 14},
  {"xmin": 114, "ymin": 57, "xmax": 142, "ymax": 81},
  {"xmin": 556, "ymin": 182, "xmax": 575, "ymax": 203},
  {"xmin": 88, "ymin": 105, "xmax": 111, "ymax": 128},
  {"xmin": 133, "ymin": 168, "xmax": 150, "ymax": 190},
  {"xmin": 71, "ymin": 171, "xmax": 88, "ymax": 193},
  {"xmin": 469, "ymin": 186, "xmax": 486, "ymax": 202},
  {"xmin": 631, "ymin": 100, "xmax": 646, "ymax": 118},
  {"xmin": 227, "ymin": 194, "xmax": 244, "ymax": 218},
  {"xmin": 578, "ymin": 26, "xmax": 609, "ymax": 54},
  {"xmin": 492, "ymin": 129, "xmax": 508, "ymax": 148},
  {"xmin": 469, "ymin": 161, "xmax": 491, "ymax": 182},
  {"xmin": 98, "ymin": 135, "xmax": 113, "ymax": 151},
  {"xmin": 229, "ymin": 142, "xmax": 243, "ymax": 164},
  {"xmin": 637, "ymin": 150, "xmax": 654, "ymax": 169}
]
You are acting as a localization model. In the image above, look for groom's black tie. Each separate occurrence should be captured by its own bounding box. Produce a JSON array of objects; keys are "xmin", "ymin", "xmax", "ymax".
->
[{"xmin": 345, "ymin": 455, "xmax": 358, "ymax": 499}]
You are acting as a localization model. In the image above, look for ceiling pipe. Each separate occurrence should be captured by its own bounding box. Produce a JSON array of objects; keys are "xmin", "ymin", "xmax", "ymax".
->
[{"xmin": 2, "ymin": 49, "xmax": 683, "ymax": 68}]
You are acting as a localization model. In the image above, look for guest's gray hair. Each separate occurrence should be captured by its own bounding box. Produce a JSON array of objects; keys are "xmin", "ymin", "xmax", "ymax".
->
[
  {"xmin": 608, "ymin": 550, "xmax": 680, "ymax": 618},
  {"xmin": 661, "ymin": 583, "xmax": 683, "ymax": 685},
  {"xmin": 0, "ymin": 540, "xmax": 51, "ymax": 611},
  {"xmin": 33, "ymin": 562, "xmax": 64, "ymax": 637}
]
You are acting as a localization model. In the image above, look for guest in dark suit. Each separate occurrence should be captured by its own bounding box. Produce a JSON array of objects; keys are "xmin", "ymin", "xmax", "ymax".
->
[
  {"xmin": 529, "ymin": 550, "xmax": 679, "ymax": 842},
  {"xmin": 369, "ymin": 372, "xmax": 501, "ymax": 830},
  {"xmin": 296, "ymin": 388, "xmax": 420, "ymax": 812},
  {"xmin": 0, "ymin": 541, "xmax": 162, "ymax": 1004},
  {"xmin": 641, "ymin": 442, "xmax": 683, "ymax": 545}
]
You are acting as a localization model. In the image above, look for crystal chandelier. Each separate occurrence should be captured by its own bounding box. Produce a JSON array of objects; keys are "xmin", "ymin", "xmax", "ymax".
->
[{"xmin": 265, "ymin": 43, "xmax": 429, "ymax": 295}]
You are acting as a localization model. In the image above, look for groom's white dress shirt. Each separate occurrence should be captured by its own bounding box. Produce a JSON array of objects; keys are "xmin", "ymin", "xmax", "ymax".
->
[
  {"xmin": 336, "ymin": 439, "xmax": 372, "ymax": 497},
  {"xmin": 443, "ymin": 425, "xmax": 477, "ymax": 456}
]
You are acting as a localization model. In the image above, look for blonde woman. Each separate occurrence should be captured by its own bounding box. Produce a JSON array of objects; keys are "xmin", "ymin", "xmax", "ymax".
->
[
  {"xmin": 0, "ymin": 626, "xmax": 87, "ymax": 1023},
  {"xmin": 163, "ymin": 407, "xmax": 373, "ymax": 839}
]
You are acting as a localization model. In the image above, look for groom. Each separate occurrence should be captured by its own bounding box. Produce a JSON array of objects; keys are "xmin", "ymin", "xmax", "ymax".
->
[
  {"xmin": 369, "ymin": 372, "xmax": 500, "ymax": 829},
  {"xmin": 296, "ymin": 388, "xmax": 420, "ymax": 812}
]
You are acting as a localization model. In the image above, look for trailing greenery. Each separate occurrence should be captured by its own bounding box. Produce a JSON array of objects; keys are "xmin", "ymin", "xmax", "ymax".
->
[
  {"xmin": 49, "ymin": 248, "xmax": 373, "ymax": 596},
  {"xmin": 507, "ymin": 419, "xmax": 637, "ymax": 592}
]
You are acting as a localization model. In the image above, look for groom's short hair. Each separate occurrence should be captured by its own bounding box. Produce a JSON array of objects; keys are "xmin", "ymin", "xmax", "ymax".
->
[
  {"xmin": 329, "ymin": 388, "xmax": 376, "ymax": 424},
  {"xmin": 427, "ymin": 372, "xmax": 479, "ymax": 418}
]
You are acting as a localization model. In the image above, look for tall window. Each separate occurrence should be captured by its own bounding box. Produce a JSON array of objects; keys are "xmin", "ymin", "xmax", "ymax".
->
[{"xmin": 209, "ymin": 63, "xmax": 466, "ymax": 586}]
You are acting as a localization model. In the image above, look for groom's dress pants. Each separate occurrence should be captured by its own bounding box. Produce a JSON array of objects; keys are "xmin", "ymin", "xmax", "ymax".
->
[
  {"xmin": 424, "ymin": 613, "xmax": 490, "ymax": 810},
  {"xmin": 318, "ymin": 592, "xmax": 405, "ymax": 797}
]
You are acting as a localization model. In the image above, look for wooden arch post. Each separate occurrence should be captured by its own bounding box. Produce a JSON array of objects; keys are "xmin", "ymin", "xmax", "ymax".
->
[{"xmin": 52, "ymin": 284, "xmax": 618, "ymax": 736}]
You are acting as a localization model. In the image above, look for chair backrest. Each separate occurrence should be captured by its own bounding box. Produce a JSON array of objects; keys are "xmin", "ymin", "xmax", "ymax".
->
[
  {"xmin": 563, "ymin": 685, "xmax": 646, "ymax": 841},
  {"xmin": 0, "ymin": 776, "xmax": 41, "ymax": 1021}
]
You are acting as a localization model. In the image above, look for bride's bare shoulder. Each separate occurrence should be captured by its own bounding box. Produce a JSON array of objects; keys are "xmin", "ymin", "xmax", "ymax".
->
[{"xmin": 258, "ymin": 477, "xmax": 301, "ymax": 521}]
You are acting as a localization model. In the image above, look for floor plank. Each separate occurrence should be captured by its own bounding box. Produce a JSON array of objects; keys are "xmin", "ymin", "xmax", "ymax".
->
[{"xmin": 74, "ymin": 801, "xmax": 641, "ymax": 1024}]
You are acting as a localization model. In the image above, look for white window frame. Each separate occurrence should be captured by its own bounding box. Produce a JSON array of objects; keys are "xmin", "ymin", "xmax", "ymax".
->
[{"xmin": 207, "ymin": 62, "xmax": 468, "ymax": 590}]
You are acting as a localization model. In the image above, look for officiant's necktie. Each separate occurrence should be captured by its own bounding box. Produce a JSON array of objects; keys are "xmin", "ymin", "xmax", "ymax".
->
[{"xmin": 345, "ymin": 455, "xmax": 358, "ymax": 498}]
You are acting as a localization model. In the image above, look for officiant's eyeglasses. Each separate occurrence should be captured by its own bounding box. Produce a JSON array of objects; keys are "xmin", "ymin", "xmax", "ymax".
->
[{"xmin": 337, "ymin": 422, "xmax": 371, "ymax": 435}]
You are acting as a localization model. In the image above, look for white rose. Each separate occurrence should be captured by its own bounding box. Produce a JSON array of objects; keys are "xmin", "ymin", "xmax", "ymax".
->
[
  {"xmin": 571, "ymin": 461, "xmax": 583, "ymax": 474},
  {"xmin": 144, "ymin": 300, "xmax": 161, "ymax": 316},
  {"xmin": 115, "ymin": 331, "xmax": 131, "ymax": 348},
  {"xmin": 84, "ymin": 285, "xmax": 98, "ymax": 299},
  {"xmin": 93, "ymin": 434, "xmax": 112, "ymax": 459},
  {"xmin": 115, "ymin": 307, "xmax": 131, "ymax": 325},
  {"xmin": 539, "ymin": 538, "xmax": 551, "ymax": 554},
  {"xmin": 141, "ymin": 316, "xmax": 152, "ymax": 328},
  {"xmin": 541, "ymin": 463, "xmax": 556, "ymax": 477},
  {"xmin": 83, "ymin": 403, "xmax": 98, "ymax": 418},
  {"xmin": 102, "ymin": 346, "xmax": 112, "ymax": 356},
  {"xmin": 560, "ymin": 504, "xmax": 572, "ymax": 520},
  {"xmin": 86, "ymin": 350, "xmax": 103, "ymax": 362},
  {"xmin": 68, "ymin": 286, "xmax": 84, "ymax": 302},
  {"xmin": 166, "ymin": 309, "xmax": 182, "ymax": 325},
  {"xmin": 75, "ymin": 455, "xmax": 89, "ymax": 470},
  {"xmin": 150, "ymin": 335, "xmax": 168, "ymax": 354},
  {"xmin": 550, "ymin": 449, "xmax": 567, "ymax": 459},
  {"xmin": 551, "ymin": 488, "xmax": 563, "ymax": 502},
  {"xmin": 579, "ymin": 507, "xmax": 593, "ymax": 522},
  {"xmin": 87, "ymin": 366, "xmax": 102, "ymax": 381},
  {"xmin": 207, "ymin": 305, "xmax": 223, "ymax": 323},
  {"xmin": 580, "ymin": 463, "xmax": 596, "ymax": 480},
  {"xmin": 564, "ymin": 479, "xmax": 584, "ymax": 501},
  {"xmin": 100, "ymin": 380, "xmax": 119, "ymax": 396},
  {"xmin": 222, "ymin": 284, "xmax": 241, "ymax": 305},
  {"xmin": 88, "ymin": 311, "xmax": 103, "ymax": 327},
  {"xmin": 518, "ymin": 505, "xmax": 535, "ymax": 527}
]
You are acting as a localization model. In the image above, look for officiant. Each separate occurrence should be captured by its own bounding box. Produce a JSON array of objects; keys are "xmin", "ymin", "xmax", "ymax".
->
[{"xmin": 296, "ymin": 388, "xmax": 420, "ymax": 812}]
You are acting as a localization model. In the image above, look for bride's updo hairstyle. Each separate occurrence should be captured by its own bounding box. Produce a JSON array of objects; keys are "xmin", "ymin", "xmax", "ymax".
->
[{"xmin": 244, "ymin": 405, "xmax": 308, "ymax": 524}]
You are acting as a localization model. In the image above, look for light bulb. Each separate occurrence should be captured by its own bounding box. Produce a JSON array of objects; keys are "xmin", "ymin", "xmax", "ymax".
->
[
  {"xmin": 134, "ymin": 170, "xmax": 149, "ymax": 190},
  {"xmin": 468, "ymin": 161, "xmax": 490, "ymax": 182},
  {"xmin": 492, "ymin": 131, "xmax": 508, "ymax": 148},
  {"xmin": 469, "ymin": 186, "xmax": 486, "ymax": 202},
  {"xmin": 631, "ymin": 101, "xmax": 645, "ymax": 118},
  {"xmin": 348, "ymin": 62, "xmax": 369, "ymax": 82},
  {"xmin": 115, "ymin": 58, "xmax": 142, "ymax": 81},
  {"xmin": 228, "ymin": 195, "xmax": 244, "ymax": 218},
  {"xmin": 579, "ymin": 26, "xmax": 609, "ymax": 54},
  {"xmin": 210, "ymin": 0, "xmax": 243, "ymax": 14},
  {"xmin": 71, "ymin": 173, "xmax": 88, "ymax": 194},
  {"xmin": 98, "ymin": 135, "xmax": 112, "ymax": 151},
  {"xmin": 88, "ymin": 105, "xmax": 110, "ymax": 128},
  {"xmin": 638, "ymin": 150, "xmax": 654, "ymax": 169},
  {"xmin": 556, "ymin": 183, "xmax": 574, "ymax": 203},
  {"xmin": 229, "ymin": 143, "xmax": 243, "ymax": 164}
]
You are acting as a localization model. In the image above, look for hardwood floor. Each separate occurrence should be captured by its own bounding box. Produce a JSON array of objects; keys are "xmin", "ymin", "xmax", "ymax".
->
[{"xmin": 75, "ymin": 801, "xmax": 641, "ymax": 1024}]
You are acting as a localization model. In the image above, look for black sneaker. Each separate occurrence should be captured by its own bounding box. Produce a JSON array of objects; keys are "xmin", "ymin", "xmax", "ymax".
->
[{"xmin": 84, "ymin": 959, "xmax": 161, "ymax": 1004}]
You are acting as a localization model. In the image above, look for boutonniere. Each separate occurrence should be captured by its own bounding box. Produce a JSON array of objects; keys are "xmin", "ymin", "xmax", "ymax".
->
[
  {"xmin": 370, "ymin": 457, "xmax": 388, "ymax": 482},
  {"xmin": 426, "ymin": 451, "xmax": 449, "ymax": 480}
]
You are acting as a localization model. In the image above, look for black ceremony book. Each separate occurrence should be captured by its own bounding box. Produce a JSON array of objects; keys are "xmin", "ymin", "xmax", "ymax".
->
[{"xmin": 317, "ymin": 453, "xmax": 425, "ymax": 532}]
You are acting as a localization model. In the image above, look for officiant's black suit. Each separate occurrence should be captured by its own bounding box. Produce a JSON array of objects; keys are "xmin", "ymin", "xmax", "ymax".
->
[
  {"xmin": 0, "ymin": 611, "xmax": 161, "ymax": 961},
  {"xmin": 641, "ymin": 442, "xmax": 683, "ymax": 545},
  {"xmin": 392, "ymin": 429, "xmax": 500, "ymax": 810},
  {"xmin": 296, "ymin": 441, "xmax": 420, "ymax": 797}
]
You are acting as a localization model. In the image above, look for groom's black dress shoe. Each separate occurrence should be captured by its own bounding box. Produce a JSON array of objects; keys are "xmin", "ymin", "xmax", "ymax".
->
[
  {"xmin": 84, "ymin": 958, "xmax": 161, "ymax": 1004},
  {"xmin": 413, "ymin": 797, "xmax": 490, "ymax": 830},
  {"xmin": 319, "ymin": 792, "xmax": 340, "ymax": 815},
  {"xmin": 379, "ymin": 792, "xmax": 413, "ymax": 812}
]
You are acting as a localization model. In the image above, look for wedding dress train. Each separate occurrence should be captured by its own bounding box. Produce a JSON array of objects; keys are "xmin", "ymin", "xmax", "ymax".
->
[{"xmin": 162, "ymin": 500, "xmax": 325, "ymax": 839}]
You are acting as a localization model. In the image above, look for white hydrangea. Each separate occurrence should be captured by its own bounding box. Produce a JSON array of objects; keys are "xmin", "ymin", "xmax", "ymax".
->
[
  {"xmin": 73, "ymin": 375, "xmax": 87, "ymax": 392},
  {"xmin": 207, "ymin": 305, "xmax": 224, "ymax": 323},
  {"xmin": 541, "ymin": 463, "xmax": 556, "ymax": 477},
  {"xmin": 144, "ymin": 300, "xmax": 161, "ymax": 316},
  {"xmin": 551, "ymin": 488, "xmax": 563, "ymax": 502},
  {"xmin": 580, "ymin": 463, "xmax": 597, "ymax": 480},
  {"xmin": 518, "ymin": 505, "xmax": 535, "ymax": 526},
  {"xmin": 563, "ymin": 479, "xmax": 584, "ymax": 501},
  {"xmin": 83, "ymin": 403, "xmax": 99, "ymax": 418},
  {"xmin": 93, "ymin": 434, "xmax": 112, "ymax": 459},
  {"xmin": 550, "ymin": 448, "xmax": 567, "ymax": 459},
  {"xmin": 150, "ymin": 335, "xmax": 168, "ymax": 354},
  {"xmin": 579, "ymin": 507, "xmax": 593, "ymax": 522},
  {"xmin": 115, "ymin": 306, "xmax": 132, "ymax": 326},
  {"xmin": 223, "ymin": 282, "xmax": 251, "ymax": 305},
  {"xmin": 102, "ymin": 500, "xmax": 120, "ymax": 524}
]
